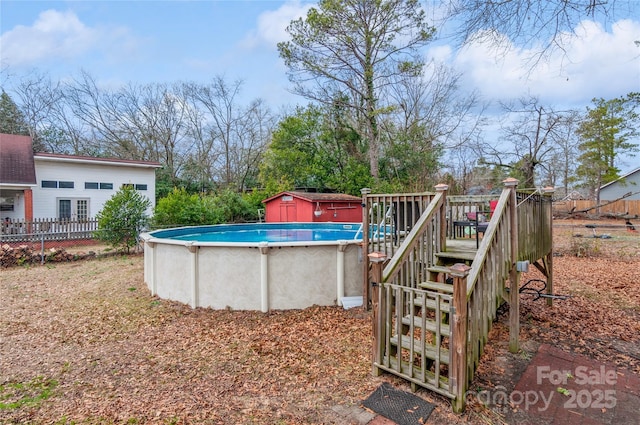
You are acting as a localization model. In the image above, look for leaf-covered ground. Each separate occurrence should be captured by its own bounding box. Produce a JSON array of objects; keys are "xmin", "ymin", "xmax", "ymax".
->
[
  {"xmin": 469, "ymin": 219, "xmax": 640, "ymax": 423},
  {"xmin": 1, "ymin": 219, "xmax": 638, "ymax": 424}
]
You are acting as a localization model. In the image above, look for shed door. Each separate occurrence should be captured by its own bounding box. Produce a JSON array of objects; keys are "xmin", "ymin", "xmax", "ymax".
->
[{"xmin": 279, "ymin": 203, "xmax": 296, "ymax": 222}]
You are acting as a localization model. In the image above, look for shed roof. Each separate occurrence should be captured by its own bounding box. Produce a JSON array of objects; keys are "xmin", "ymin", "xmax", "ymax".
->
[
  {"xmin": 262, "ymin": 191, "xmax": 362, "ymax": 204},
  {"xmin": 0, "ymin": 133, "xmax": 36, "ymax": 185}
]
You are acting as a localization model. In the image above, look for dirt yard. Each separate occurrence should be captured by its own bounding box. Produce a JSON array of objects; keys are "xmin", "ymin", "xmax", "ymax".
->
[{"xmin": 1, "ymin": 218, "xmax": 638, "ymax": 424}]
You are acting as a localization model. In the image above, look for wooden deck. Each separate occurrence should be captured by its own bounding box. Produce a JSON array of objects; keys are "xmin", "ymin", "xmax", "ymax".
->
[{"xmin": 444, "ymin": 238, "xmax": 478, "ymax": 253}]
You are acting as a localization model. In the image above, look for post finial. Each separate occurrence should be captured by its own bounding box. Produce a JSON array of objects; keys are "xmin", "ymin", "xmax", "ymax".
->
[
  {"xmin": 434, "ymin": 183, "xmax": 448, "ymax": 192},
  {"xmin": 449, "ymin": 263, "xmax": 471, "ymax": 277},
  {"xmin": 503, "ymin": 177, "xmax": 519, "ymax": 187}
]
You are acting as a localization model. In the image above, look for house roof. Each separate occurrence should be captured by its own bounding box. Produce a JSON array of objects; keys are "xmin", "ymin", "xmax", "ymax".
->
[
  {"xmin": 262, "ymin": 191, "xmax": 362, "ymax": 204},
  {"xmin": 599, "ymin": 167, "xmax": 640, "ymax": 191},
  {"xmin": 0, "ymin": 133, "xmax": 37, "ymax": 185},
  {"xmin": 34, "ymin": 152, "xmax": 162, "ymax": 168}
]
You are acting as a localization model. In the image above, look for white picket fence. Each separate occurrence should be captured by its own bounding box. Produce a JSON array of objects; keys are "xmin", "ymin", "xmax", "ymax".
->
[{"xmin": 0, "ymin": 218, "xmax": 99, "ymax": 243}]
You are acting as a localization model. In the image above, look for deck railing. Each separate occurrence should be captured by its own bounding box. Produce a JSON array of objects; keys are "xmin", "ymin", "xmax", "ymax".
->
[
  {"xmin": 453, "ymin": 181, "xmax": 554, "ymax": 411},
  {"xmin": 445, "ymin": 195, "xmax": 497, "ymax": 238},
  {"xmin": 516, "ymin": 190, "xmax": 553, "ymax": 263},
  {"xmin": 452, "ymin": 184, "xmax": 515, "ymax": 410},
  {"xmin": 366, "ymin": 180, "xmax": 554, "ymax": 412},
  {"xmin": 369, "ymin": 186, "xmax": 454, "ymax": 399},
  {"xmin": 361, "ymin": 190, "xmax": 437, "ymax": 305},
  {"xmin": 381, "ymin": 188, "xmax": 447, "ymax": 286}
]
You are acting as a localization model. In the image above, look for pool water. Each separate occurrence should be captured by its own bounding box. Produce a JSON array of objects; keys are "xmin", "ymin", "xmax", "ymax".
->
[{"xmin": 152, "ymin": 222, "xmax": 362, "ymax": 243}]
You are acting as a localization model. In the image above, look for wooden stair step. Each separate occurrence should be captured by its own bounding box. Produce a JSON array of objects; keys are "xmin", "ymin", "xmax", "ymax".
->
[
  {"xmin": 418, "ymin": 280, "xmax": 454, "ymax": 294},
  {"xmin": 435, "ymin": 251, "xmax": 476, "ymax": 261},
  {"xmin": 401, "ymin": 314, "xmax": 451, "ymax": 335},
  {"xmin": 414, "ymin": 296, "xmax": 451, "ymax": 313},
  {"xmin": 427, "ymin": 265, "xmax": 452, "ymax": 274},
  {"xmin": 389, "ymin": 335, "xmax": 450, "ymax": 364}
]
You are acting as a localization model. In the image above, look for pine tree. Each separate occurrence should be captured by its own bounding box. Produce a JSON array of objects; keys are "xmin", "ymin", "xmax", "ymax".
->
[
  {"xmin": 0, "ymin": 91, "xmax": 29, "ymax": 135},
  {"xmin": 575, "ymin": 94, "xmax": 639, "ymax": 201}
]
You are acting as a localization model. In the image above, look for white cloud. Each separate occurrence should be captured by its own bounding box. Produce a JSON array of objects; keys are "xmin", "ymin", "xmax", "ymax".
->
[
  {"xmin": 240, "ymin": 1, "xmax": 313, "ymax": 49},
  {"xmin": 426, "ymin": 45, "xmax": 453, "ymax": 63},
  {"xmin": 452, "ymin": 18, "xmax": 640, "ymax": 106},
  {"xmin": 0, "ymin": 9, "xmax": 139, "ymax": 68}
]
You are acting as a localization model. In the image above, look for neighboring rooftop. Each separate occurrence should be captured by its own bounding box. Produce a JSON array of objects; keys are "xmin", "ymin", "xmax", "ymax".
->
[{"xmin": 599, "ymin": 167, "xmax": 640, "ymax": 191}]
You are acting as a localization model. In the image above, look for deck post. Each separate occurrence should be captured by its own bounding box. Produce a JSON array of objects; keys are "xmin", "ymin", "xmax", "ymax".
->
[
  {"xmin": 434, "ymin": 184, "xmax": 448, "ymax": 253},
  {"xmin": 504, "ymin": 178, "xmax": 520, "ymax": 353},
  {"xmin": 369, "ymin": 252, "xmax": 387, "ymax": 376},
  {"xmin": 450, "ymin": 263, "xmax": 470, "ymax": 413},
  {"xmin": 543, "ymin": 186, "xmax": 555, "ymax": 307},
  {"xmin": 361, "ymin": 188, "xmax": 372, "ymax": 309}
]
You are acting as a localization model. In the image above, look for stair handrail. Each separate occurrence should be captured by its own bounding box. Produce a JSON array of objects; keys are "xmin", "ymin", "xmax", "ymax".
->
[
  {"xmin": 450, "ymin": 179, "xmax": 519, "ymax": 412},
  {"xmin": 382, "ymin": 189, "xmax": 445, "ymax": 284},
  {"xmin": 464, "ymin": 187, "xmax": 512, "ymax": 297}
]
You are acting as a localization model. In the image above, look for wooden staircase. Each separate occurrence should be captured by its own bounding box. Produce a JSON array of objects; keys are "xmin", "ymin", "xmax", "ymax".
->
[
  {"xmin": 379, "ymin": 240, "xmax": 478, "ymax": 394},
  {"xmin": 364, "ymin": 181, "xmax": 554, "ymax": 412},
  {"xmin": 375, "ymin": 281, "xmax": 454, "ymax": 397}
]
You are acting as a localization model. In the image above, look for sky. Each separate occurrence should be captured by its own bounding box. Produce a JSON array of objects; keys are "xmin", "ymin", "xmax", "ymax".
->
[{"xmin": 1, "ymin": 0, "xmax": 639, "ymax": 171}]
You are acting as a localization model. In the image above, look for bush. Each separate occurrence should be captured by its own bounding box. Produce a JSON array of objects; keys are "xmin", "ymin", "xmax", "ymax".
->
[
  {"xmin": 153, "ymin": 188, "xmax": 216, "ymax": 227},
  {"xmin": 211, "ymin": 190, "xmax": 256, "ymax": 223},
  {"xmin": 153, "ymin": 188, "xmax": 261, "ymax": 227},
  {"xmin": 96, "ymin": 186, "xmax": 151, "ymax": 252}
]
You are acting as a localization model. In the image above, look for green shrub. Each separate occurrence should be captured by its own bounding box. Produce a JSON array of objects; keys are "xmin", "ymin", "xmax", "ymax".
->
[
  {"xmin": 154, "ymin": 188, "xmax": 264, "ymax": 227},
  {"xmin": 211, "ymin": 190, "xmax": 255, "ymax": 223},
  {"xmin": 153, "ymin": 188, "xmax": 216, "ymax": 227},
  {"xmin": 96, "ymin": 185, "xmax": 151, "ymax": 253}
]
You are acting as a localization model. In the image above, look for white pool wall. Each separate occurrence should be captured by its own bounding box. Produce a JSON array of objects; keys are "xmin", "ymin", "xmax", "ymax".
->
[{"xmin": 141, "ymin": 235, "xmax": 363, "ymax": 311}]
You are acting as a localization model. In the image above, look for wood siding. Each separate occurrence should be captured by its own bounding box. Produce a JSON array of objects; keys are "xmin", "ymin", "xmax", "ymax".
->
[{"xmin": 32, "ymin": 158, "xmax": 157, "ymax": 219}]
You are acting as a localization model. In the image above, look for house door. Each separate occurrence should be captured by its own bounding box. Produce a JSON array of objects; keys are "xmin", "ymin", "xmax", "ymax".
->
[
  {"xmin": 58, "ymin": 199, "xmax": 89, "ymax": 220},
  {"xmin": 59, "ymin": 200, "xmax": 71, "ymax": 220}
]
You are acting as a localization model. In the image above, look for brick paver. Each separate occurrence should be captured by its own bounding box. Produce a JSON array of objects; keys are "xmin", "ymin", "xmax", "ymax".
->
[
  {"xmin": 511, "ymin": 344, "xmax": 640, "ymax": 425},
  {"xmin": 338, "ymin": 343, "xmax": 639, "ymax": 425}
]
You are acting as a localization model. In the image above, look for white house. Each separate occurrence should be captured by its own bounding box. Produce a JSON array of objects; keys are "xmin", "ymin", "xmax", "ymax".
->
[
  {"xmin": 598, "ymin": 167, "xmax": 640, "ymax": 201},
  {"xmin": 0, "ymin": 133, "xmax": 161, "ymax": 222},
  {"xmin": 32, "ymin": 153, "xmax": 161, "ymax": 219}
]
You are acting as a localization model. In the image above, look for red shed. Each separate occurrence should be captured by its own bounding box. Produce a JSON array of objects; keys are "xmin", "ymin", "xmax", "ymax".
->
[{"xmin": 262, "ymin": 191, "xmax": 363, "ymax": 223}]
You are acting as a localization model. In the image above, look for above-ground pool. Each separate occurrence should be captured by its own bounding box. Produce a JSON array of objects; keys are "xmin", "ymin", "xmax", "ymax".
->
[{"xmin": 141, "ymin": 222, "xmax": 364, "ymax": 312}]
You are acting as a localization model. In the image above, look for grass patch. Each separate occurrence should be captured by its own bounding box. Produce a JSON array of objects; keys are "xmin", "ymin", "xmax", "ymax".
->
[{"xmin": 0, "ymin": 376, "xmax": 58, "ymax": 410}]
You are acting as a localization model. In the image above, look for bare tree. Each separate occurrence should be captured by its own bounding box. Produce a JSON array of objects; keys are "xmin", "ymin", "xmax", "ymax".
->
[
  {"xmin": 12, "ymin": 71, "xmax": 63, "ymax": 150},
  {"xmin": 115, "ymin": 82, "xmax": 190, "ymax": 180},
  {"xmin": 380, "ymin": 60, "xmax": 485, "ymax": 189},
  {"xmin": 180, "ymin": 83, "xmax": 220, "ymax": 190},
  {"xmin": 232, "ymin": 99, "xmax": 276, "ymax": 190},
  {"xmin": 446, "ymin": 0, "xmax": 635, "ymax": 64},
  {"xmin": 64, "ymin": 71, "xmax": 131, "ymax": 155},
  {"xmin": 537, "ymin": 110, "xmax": 581, "ymax": 196},
  {"xmin": 478, "ymin": 96, "xmax": 576, "ymax": 188},
  {"xmin": 64, "ymin": 72, "xmax": 191, "ymax": 183},
  {"xmin": 187, "ymin": 77, "xmax": 274, "ymax": 189}
]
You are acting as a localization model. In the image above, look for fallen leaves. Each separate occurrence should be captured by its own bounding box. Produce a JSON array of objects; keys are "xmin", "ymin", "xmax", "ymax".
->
[
  {"xmin": 0, "ymin": 219, "xmax": 637, "ymax": 424},
  {"xmin": 0, "ymin": 258, "xmax": 380, "ymax": 424}
]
